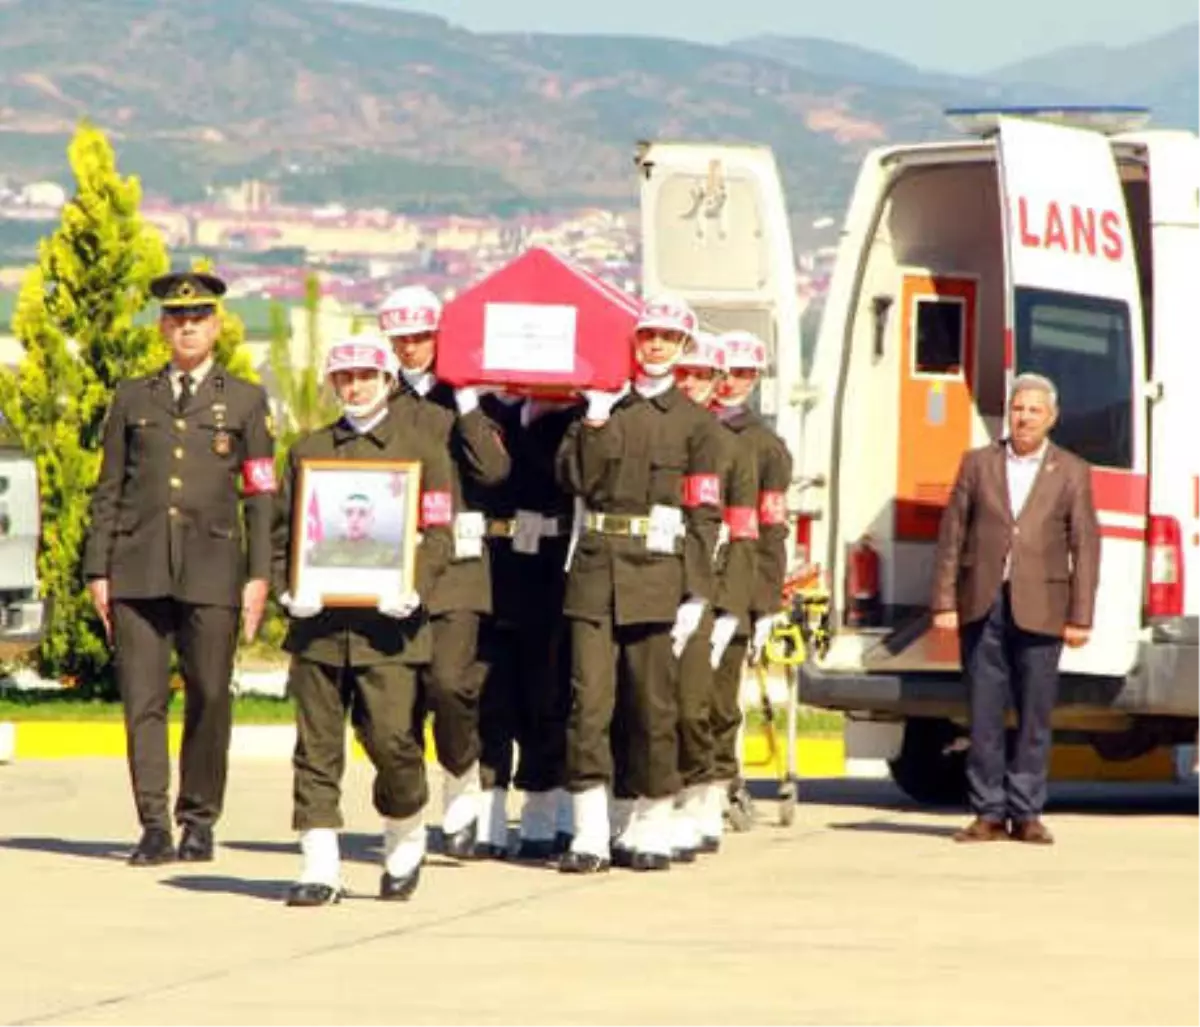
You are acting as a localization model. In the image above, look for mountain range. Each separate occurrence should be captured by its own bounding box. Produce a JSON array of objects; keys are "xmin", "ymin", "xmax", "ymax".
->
[{"xmin": 0, "ymin": 0, "xmax": 1193, "ymax": 232}]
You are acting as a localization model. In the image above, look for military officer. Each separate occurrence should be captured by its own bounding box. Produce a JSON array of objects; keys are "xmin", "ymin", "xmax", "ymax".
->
[
  {"xmin": 555, "ymin": 295, "xmax": 724, "ymax": 873},
  {"xmin": 377, "ymin": 285, "xmax": 511, "ymax": 859},
  {"xmin": 668, "ymin": 331, "xmax": 759, "ymax": 860},
  {"xmin": 83, "ymin": 269, "xmax": 275, "ymax": 866},
  {"xmin": 704, "ymin": 330, "xmax": 794, "ymax": 845},
  {"xmin": 474, "ymin": 389, "xmax": 583, "ymax": 859},
  {"xmin": 272, "ymin": 332, "xmax": 455, "ymax": 906}
]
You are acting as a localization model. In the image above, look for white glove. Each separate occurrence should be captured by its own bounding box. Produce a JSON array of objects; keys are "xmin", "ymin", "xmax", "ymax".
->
[
  {"xmin": 282, "ymin": 591, "xmax": 322, "ymax": 619},
  {"xmin": 454, "ymin": 386, "xmax": 480, "ymax": 416},
  {"xmin": 670, "ymin": 597, "xmax": 707, "ymax": 658},
  {"xmin": 378, "ymin": 590, "xmax": 422, "ymax": 620},
  {"xmin": 748, "ymin": 614, "xmax": 776, "ymax": 664},
  {"xmin": 709, "ymin": 613, "xmax": 740, "ymax": 669},
  {"xmin": 583, "ymin": 384, "xmax": 627, "ymax": 423}
]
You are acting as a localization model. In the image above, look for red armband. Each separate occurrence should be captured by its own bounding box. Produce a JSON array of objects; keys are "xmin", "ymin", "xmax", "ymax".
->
[
  {"xmin": 420, "ymin": 490, "xmax": 453, "ymax": 528},
  {"xmin": 241, "ymin": 458, "xmax": 277, "ymax": 496},
  {"xmin": 758, "ymin": 490, "xmax": 787, "ymax": 526},
  {"xmin": 724, "ymin": 506, "xmax": 759, "ymax": 540},
  {"xmin": 682, "ymin": 474, "xmax": 722, "ymax": 508}
]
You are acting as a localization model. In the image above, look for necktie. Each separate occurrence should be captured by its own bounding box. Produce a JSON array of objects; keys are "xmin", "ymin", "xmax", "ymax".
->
[{"xmin": 177, "ymin": 373, "xmax": 194, "ymax": 414}]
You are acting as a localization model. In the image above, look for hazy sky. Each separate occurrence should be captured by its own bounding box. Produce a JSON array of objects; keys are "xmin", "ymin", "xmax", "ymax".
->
[{"xmin": 354, "ymin": 0, "xmax": 1197, "ymax": 74}]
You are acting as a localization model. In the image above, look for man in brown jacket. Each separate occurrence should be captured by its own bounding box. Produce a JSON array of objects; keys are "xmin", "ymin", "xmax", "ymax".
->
[{"xmin": 931, "ymin": 372, "xmax": 1100, "ymax": 845}]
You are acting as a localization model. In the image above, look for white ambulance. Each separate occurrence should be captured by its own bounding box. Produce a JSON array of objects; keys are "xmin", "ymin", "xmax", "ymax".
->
[
  {"xmin": 637, "ymin": 108, "xmax": 1199, "ymax": 803},
  {"xmin": 792, "ymin": 110, "xmax": 1200, "ymax": 801}
]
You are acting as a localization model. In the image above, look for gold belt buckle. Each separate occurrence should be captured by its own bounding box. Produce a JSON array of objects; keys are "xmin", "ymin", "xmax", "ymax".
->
[{"xmin": 487, "ymin": 519, "xmax": 515, "ymax": 538}]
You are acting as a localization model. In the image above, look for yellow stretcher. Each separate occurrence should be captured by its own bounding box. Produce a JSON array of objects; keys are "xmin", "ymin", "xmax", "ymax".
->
[{"xmin": 729, "ymin": 578, "xmax": 832, "ymax": 830}]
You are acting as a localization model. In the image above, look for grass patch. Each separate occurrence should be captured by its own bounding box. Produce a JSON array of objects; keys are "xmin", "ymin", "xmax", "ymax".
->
[{"xmin": 0, "ymin": 690, "xmax": 294, "ymax": 723}]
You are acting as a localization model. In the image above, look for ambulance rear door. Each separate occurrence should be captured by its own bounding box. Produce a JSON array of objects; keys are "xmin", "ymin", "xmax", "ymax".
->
[
  {"xmin": 635, "ymin": 141, "xmax": 803, "ymax": 458},
  {"xmin": 995, "ymin": 116, "xmax": 1148, "ymax": 675}
]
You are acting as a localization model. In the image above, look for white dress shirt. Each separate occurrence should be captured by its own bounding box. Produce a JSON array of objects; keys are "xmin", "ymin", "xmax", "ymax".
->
[
  {"xmin": 1004, "ymin": 438, "xmax": 1047, "ymax": 580},
  {"xmin": 168, "ymin": 357, "xmax": 213, "ymax": 400}
]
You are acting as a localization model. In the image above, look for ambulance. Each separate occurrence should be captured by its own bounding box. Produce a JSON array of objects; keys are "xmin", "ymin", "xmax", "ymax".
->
[
  {"xmin": 635, "ymin": 140, "xmax": 805, "ymax": 456},
  {"xmin": 798, "ymin": 107, "xmax": 1200, "ymax": 801},
  {"xmin": 636, "ymin": 108, "xmax": 1199, "ymax": 802}
]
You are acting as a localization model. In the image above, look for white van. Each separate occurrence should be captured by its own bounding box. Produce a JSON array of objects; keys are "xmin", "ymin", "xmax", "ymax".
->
[
  {"xmin": 637, "ymin": 109, "xmax": 1199, "ymax": 802},
  {"xmin": 0, "ymin": 448, "xmax": 48, "ymax": 664},
  {"xmin": 635, "ymin": 140, "xmax": 805, "ymax": 467}
]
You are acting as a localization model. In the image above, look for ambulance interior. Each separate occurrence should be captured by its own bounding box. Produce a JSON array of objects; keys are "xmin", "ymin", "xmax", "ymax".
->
[{"xmin": 832, "ymin": 149, "xmax": 1151, "ymax": 666}]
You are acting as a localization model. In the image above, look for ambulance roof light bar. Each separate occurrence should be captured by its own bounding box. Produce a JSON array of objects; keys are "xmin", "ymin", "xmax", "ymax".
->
[{"xmin": 944, "ymin": 105, "xmax": 1152, "ymax": 138}]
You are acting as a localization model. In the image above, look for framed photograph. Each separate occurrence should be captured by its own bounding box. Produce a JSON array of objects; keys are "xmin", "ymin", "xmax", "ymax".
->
[{"xmin": 290, "ymin": 458, "xmax": 420, "ymax": 607}]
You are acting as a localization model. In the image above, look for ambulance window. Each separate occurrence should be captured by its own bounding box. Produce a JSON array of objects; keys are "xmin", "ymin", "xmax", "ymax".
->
[
  {"xmin": 652, "ymin": 174, "xmax": 769, "ymax": 292},
  {"xmin": 913, "ymin": 298, "xmax": 965, "ymax": 377},
  {"xmin": 1014, "ymin": 287, "xmax": 1132, "ymax": 469}
]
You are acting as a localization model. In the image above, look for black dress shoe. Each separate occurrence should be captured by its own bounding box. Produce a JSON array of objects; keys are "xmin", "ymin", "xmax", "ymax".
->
[
  {"xmin": 557, "ymin": 851, "xmax": 610, "ymax": 874},
  {"xmin": 515, "ymin": 839, "xmax": 555, "ymax": 862},
  {"xmin": 177, "ymin": 825, "xmax": 214, "ymax": 862},
  {"xmin": 610, "ymin": 844, "xmax": 636, "ymax": 869},
  {"xmin": 698, "ymin": 836, "xmax": 720, "ymax": 855},
  {"xmin": 379, "ymin": 865, "xmax": 421, "ymax": 901},
  {"xmin": 632, "ymin": 851, "xmax": 671, "ymax": 872},
  {"xmin": 128, "ymin": 828, "xmax": 175, "ymax": 867},
  {"xmin": 473, "ymin": 842, "xmax": 509, "ymax": 861},
  {"xmin": 286, "ymin": 882, "xmax": 342, "ymax": 907},
  {"xmin": 671, "ymin": 846, "xmax": 697, "ymax": 864},
  {"xmin": 552, "ymin": 831, "xmax": 574, "ymax": 855},
  {"xmin": 443, "ymin": 821, "xmax": 477, "ymax": 859}
]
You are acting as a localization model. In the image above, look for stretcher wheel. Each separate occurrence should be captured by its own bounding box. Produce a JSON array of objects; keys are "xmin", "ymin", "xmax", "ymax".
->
[
  {"xmin": 727, "ymin": 782, "xmax": 754, "ymax": 832},
  {"xmin": 777, "ymin": 780, "xmax": 796, "ymax": 827}
]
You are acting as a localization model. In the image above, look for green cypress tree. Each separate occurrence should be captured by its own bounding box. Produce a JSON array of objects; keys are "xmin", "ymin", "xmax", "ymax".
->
[{"xmin": 0, "ymin": 120, "xmax": 168, "ymax": 691}]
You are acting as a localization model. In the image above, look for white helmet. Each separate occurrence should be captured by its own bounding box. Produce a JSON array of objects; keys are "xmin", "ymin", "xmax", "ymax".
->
[
  {"xmin": 634, "ymin": 293, "xmax": 698, "ymax": 377},
  {"xmin": 677, "ymin": 330, "xmax": 726, "ymax": 373},
  {"xmin": 324, "ymin": 331, "xmax": 398, "ymax": 419},
  {"xmin": 636, "ymin": 294, "xmax": 698, "ymax": 338},
  {"xmin": 721, "ymin": 330, "xmax": 768, "ymax": 371},
  {"xmin": 377, "ymin": 285, "xmax": 442, "ymax": 338}
]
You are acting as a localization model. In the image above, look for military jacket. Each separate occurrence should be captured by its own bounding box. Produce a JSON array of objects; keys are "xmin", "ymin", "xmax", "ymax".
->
[
  {"xmin": 83, "ymin": 364, "xmax": 275, "ymax": 607},
  {"xmin": 389, "ymin": 380, "xmax": 511, "ymax": 617},
  {"xmin": 712, "ymin": 415, "xmax": 760, "ymax": 632},
  {"xmin": 478, "ymin": 396, "xmax": 582, "ymax": 627},
  {"xmin": 270, "ymin": 410, "xmax": 454, "ymax": 667},
  {"xmin": 721, "ymin": 407, "xmax": 794, "ymax": 618},
  {"xmin": 556, "ymin": 383, "xmax": 723, "ymax": 627}
]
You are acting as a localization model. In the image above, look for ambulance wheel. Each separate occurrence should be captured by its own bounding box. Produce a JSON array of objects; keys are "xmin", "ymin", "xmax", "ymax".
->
[{"xmin": 887, "ymin": 718, "xmax": 968, "ymax": 808}]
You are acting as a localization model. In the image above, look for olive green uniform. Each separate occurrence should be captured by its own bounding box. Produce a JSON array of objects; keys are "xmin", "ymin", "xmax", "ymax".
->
[
  {"xmin": 271, "ymin": 413, "xmax": 455, "ymax": 830},
  {"xmin": 556, "ymin": 384, "xmax": 723, "ymax": 800},
  {"xmin": 83, "ymin": 365, "xmax": 275, "ymax": 832},
  {"xmin": 675, "ymin": 419, "xmax": 759, "ymax": 788},
  {"xmin": 476, "ymin": 397, "xmax": 581, "ymax": 796},
  {"xmin": 307, "ymin": 537, "xmax": 404, "ymax": 568},
  {"xmin": 389, "ymin": 382, "xmax": 511, "ymax": 777},
  {"xmin": 710, "ymin": 408, "xmax": 793, "ymax": 781}
]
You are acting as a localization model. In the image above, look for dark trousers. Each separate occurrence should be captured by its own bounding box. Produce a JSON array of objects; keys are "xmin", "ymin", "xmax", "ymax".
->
[
  {"xmin": 960, "ymin": 587, "xmax": 1063, "ymax": 822},
  {"xmin": 418, "ymin": 610, "xmax": 484, "ymax": 777},
  {"xmin": 288, "ymin": 657, "xmax": 427, "ymax": 830},
  {"xmin": 710, "ymin": 635, "xmax": 749, "ymax": 781},
  {"xmin": 112, "ymin": 598, "xmax": 238, "ymax": 831},
  {"xmin": 478, "ymin": 615, "xmax": 571, "ymax": 794},
  {"xmin": 568, "ymin": 615, "xmax": 680, "ymax": 799},
  {"xmin": 677, "ymin": 609, "xmax": 715, "ymax": 788}
]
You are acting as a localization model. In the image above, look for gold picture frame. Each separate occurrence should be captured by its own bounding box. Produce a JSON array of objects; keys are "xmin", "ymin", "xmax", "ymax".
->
[{"xmin": 289, "ymin": 458, "xmax": 421, "ymax": 608}]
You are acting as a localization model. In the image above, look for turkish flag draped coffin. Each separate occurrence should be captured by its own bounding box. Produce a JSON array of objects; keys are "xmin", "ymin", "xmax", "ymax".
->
[{"xmin": 435, "ymin": 246, "xmax": 640, "ymax": 394}]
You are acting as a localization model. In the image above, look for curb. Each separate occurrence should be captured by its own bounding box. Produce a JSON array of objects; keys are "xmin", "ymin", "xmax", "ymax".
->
[
  {"xmin": 0, "ymin": 720, "xmax": 850, "ymax": 777},
  {"xmin": 0, "ymin": 721, "xmax": 1187, "ymax": 784}
]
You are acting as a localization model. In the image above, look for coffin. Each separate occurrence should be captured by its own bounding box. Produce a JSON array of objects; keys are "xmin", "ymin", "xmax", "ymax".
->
[{"xmin": 435, "ymin": 247, "xmax": 639, "ymax": 394}]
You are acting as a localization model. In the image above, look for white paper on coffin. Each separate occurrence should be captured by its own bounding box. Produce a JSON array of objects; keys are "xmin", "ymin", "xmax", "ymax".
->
[{"xmin": 482, "ymin": 302, "xmax": 577, "ymax": 374}]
